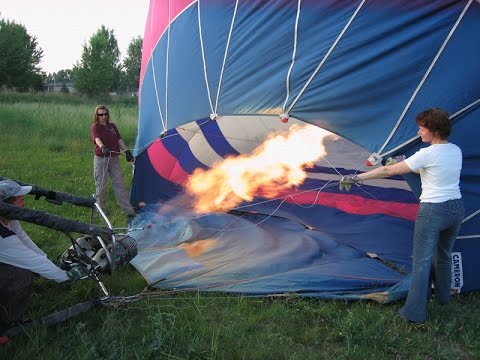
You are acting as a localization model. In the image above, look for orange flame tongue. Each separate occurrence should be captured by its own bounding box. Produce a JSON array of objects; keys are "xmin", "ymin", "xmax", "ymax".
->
[{"xmin": 186, "ymin": 124, "xmax": 329, "ymax": 213}]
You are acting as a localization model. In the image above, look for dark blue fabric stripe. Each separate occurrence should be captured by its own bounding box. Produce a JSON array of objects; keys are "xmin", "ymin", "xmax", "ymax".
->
[
  {"xmin": 197, "ymin": 119, "xmax": 240, "ymax": 158},
  {"xmin": 162, "ymin": 128, "xmax": 208, "ymax": 174}
]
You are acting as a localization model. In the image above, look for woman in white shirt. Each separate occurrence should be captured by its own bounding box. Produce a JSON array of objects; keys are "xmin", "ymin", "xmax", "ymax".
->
[{"xmin": 341, "ymin": 108, "xmax": 464, "ymax": 323}]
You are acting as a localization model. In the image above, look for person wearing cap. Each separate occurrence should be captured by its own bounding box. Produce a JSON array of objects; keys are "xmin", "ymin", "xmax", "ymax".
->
[
  {"xmin": 0, "ymin": 180, "xmax": 86, "ymax": 334},
  {"xmin": 91, "ymin": 105, "xmax": 136, "ymax": 217}
]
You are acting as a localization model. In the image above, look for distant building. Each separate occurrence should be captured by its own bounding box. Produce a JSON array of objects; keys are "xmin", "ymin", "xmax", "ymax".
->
[{"xmin": 43, "ymin": 80, "xmax": 76, "ymax": 93}]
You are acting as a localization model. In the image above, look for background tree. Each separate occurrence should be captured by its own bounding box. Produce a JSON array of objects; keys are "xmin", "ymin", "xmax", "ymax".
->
[
  {"xmin": 55, "ymin": 69, "xmax": 73, "ymax": 83},
  {"xmin": 45, "ymin": 69, "xmax": 73, "ymax": 88},
  {"xmin": 0, "ymin": 19, "xmax": 44, "ymax": 91},
  {"xmin": 122, "ymin": 36, "xmax": 143, "ymax": 94},
  {"xmin": 73, "ymin": 26, "xmax": 121, "ymax": 97}
]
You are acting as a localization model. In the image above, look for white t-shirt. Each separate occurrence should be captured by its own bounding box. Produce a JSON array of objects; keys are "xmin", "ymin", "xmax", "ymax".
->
[
  {"xmin": 404, "ymin": 143, "xmax": 462, "ymax": 203},
  {"xmin": 0, "ymin": 220, "xmax": 69, "ymax": 282}
]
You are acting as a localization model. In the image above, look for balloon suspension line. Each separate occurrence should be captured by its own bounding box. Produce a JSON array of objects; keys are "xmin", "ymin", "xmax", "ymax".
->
[
  {"xmin": 213, "ymin": 0, "xmax": 239, "ymax": 118},
  {"xmin": 285, "ymin": 0, "xmax": 365, "ymax": 115},
  {"xmin": 197, "ymin": 0, "xmax": 215, "ymax": 115},
  {"xmin": 377, "ymin": 0, "xmax": 473, "ymax": 155},
  {"xmin": 281, "ymin": 0, "xmax": 302, "ymax": 118}
]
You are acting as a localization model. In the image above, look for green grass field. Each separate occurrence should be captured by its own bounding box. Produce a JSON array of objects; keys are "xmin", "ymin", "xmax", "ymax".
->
[{"xmin": 1, "ymin": 93, "xmax": 479, "ymax": 359}]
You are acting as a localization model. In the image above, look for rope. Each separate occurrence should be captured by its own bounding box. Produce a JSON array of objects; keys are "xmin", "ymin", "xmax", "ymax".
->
[
  {"xmin": 457, "ymin": 235, "xmax": 480, "ymax": 239},
  {"xmin": 140, "ymin": 181, "xmax": 344, "ymax": 235},
  {"xmin": 378, "ymin": 0, "xmax": 474, "ymax": 155},
  {"xmin": 96, "ymin": 154, "xmax": 110, "ymax": 208},
  {"xmin": 282, "ymin": 0, "xmax": 302, "ymax": 113},
  {"xmin": 198, "ymin": 198, "xmax": 290, "ymax": 232},
  {"xmin": 149, "ymin": 0, "xmax": 173, "ymax": 135},
  {"xmin": 151, "ymin": 59, "xmax": 166, "ymax": 131},
  {"xmin": 462, "ymin": 208, "xmax": 480, "ymax": 224},
  {"xmin": 197, "ymin": 0, "xmax": 215, "ymax": 115},
  {"xmin": 286, "ymin": 0, "xmax": 366, "ymax": 114},
  {"xmin": 214, "ymin": 0, "xmax": 240, "ymax": 116},
  {"xmin": 379, "ymin": 97, "xmax": 480, "ymax": 159},
  {"xmin": 164, "ymin": 0, "xmax": 172, "ymax": 132},
  {"xmin": 94, "ymin": 149, "xmax": 133, "ymax": 214},
  {"xmin": 286, "ymin": 182, "xmax": 337, "ymax": 209}
]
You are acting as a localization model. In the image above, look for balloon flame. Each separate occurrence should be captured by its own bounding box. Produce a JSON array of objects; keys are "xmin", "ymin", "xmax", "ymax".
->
[{"xmin": 186, "ymin": 124, "xmax": 331, "ymax": 213}]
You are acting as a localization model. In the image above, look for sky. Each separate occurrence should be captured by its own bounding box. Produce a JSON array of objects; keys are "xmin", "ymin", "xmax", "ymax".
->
[{"xmin": 1, "ymin": 0, "xmax": 150, "ymax": 74}]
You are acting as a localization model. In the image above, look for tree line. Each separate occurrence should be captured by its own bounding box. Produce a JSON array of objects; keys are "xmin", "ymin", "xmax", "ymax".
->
[{"xmin": 0, "ymin": 19, "xmax": 142, "ymax": 97}]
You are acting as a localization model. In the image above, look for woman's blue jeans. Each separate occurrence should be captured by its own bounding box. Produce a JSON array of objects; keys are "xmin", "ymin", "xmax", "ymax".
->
[{"xmin": 398, "ymin": 199, "xmax": 464, "ymax": 323}]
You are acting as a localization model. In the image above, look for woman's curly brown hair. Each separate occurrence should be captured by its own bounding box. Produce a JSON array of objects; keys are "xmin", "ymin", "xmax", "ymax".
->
[{"xmin": 415, "ymin": 108, "xmax": 451, "ymax": 140}]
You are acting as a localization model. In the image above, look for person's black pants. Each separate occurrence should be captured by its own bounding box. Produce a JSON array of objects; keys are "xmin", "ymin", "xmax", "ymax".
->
[{"xmin": 0, "ymin": 263, "xmax": 34, "ymax": 333}]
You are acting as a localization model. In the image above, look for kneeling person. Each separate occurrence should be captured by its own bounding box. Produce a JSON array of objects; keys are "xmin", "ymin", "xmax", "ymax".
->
[{"xmin": 0, "ymin": 180, "xmax": 86, "ymax": 334}]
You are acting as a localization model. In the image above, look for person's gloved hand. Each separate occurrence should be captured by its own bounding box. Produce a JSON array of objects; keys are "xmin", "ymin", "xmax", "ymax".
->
[
  {"xmin": 51, "ymin": 258, "xmax": 70, "ymax": 270},
  {"xmin": 125, "ymin": 149, "xmax": 134, "ymax": 162},
  {"xmin": 66, "ymin": 265, "xmax": 89, "ymax": 281},
  {"xmin": 384, "ymin": 157, "xmax": 396, "ymax": 166},
  {"xmin": 101, "ymin": 145, "xmax": 110, "ymax": 156},
  {"xmin": 100, "ymin": 227, "xmax": 115, "ymax": 241},
  {"xmin": 384, "ymin": 155, "xmax": 406, "ymax": 166},
  {"xmin": 339, "ymin": 174, "xmax": 359, "ymax": 192}
]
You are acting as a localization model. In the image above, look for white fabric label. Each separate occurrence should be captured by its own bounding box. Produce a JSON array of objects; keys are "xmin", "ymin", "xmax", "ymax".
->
[{"xmin": 451, "ymin": 252, "xmax": 463, "ymax": 294}]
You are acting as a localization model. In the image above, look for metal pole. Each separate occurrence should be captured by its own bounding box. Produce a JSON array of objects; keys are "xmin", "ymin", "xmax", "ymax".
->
[{"xmin": 94, "ymin": 203, "xmax": 116, "ymax": 296}]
